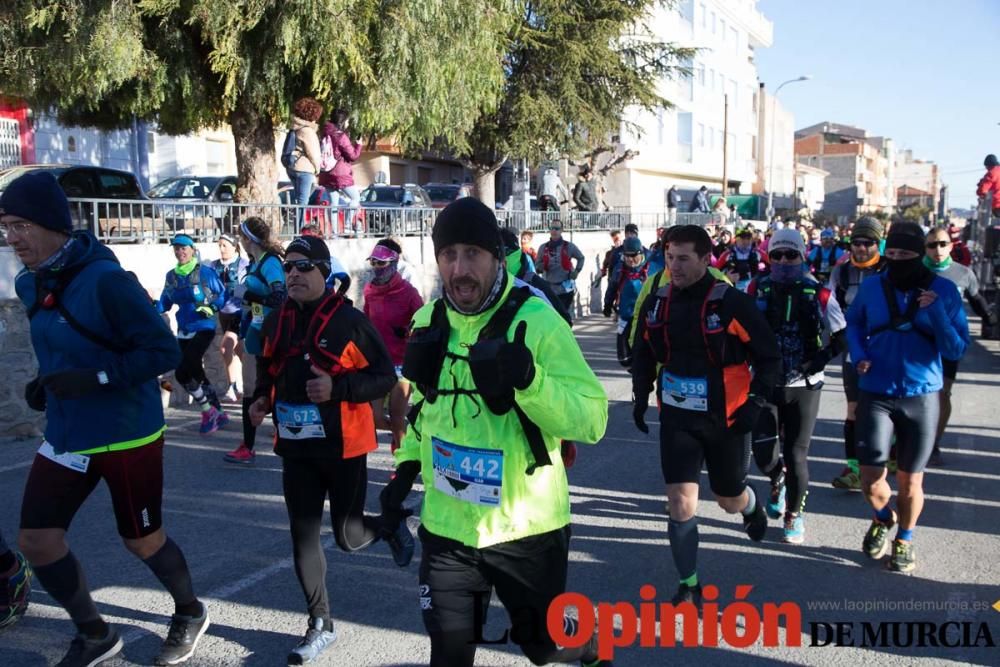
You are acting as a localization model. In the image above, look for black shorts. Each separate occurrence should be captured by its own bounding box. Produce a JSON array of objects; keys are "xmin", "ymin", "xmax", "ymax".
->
[
  {"xmin": 842, "ymin": 357, "xmax": 860, "ymax": 403},
  {"xmin": 659, "ymin": 411, "xmax": 751, "ymax": 498},
  {"xmin": 20, "ymin": 438, "xmax": 165, "ymax": 539},
  {"xmin": 942, "ymin": 358, "xmax": 959, "ymax": 380},
  {"xmin": 219, "ymin": 312, "xmax": 241, "ymax": 335},
  {"xmin": 418, "ymin": 524, "xmax": 570, "ymax": 647},
  {"xmin": 857, "ymin": 392, "xmax": 939, "ymax": 474}
]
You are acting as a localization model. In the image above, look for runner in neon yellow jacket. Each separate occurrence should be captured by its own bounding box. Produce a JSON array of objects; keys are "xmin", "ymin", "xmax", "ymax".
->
[
  {"xmin": 378, "ymin": 197, "xmax": 609, "ymax": 667},
  {"xmin": 393, "ymin": 278, "xmax": 607, "ymax": 548}
]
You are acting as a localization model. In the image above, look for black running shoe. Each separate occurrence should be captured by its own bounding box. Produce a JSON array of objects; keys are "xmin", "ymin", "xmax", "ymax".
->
[
  {"xmin": 742, "ymin": 492, "xmax": 768, "ymax": 542},
  {"xmin": 383, "ymin": 519, "xmax": 415, "ymax": 567},
  {"xmin": 862, "ymin": 511, "xmax": 897, "ymax": 560},
  {"xmin": 888, "ymin": 539, "xmax": 916, "ymax": 573},
  {"xmin": 670, "ymin": 582, "xmax": 703, "ymax": 607},
  {"xmin": 56, "ymin": 628, "xmax": 123, "ymax": 667},
  {"xmin": 155, "ymin": 604, "xmax": 210, "ymax": 665}
]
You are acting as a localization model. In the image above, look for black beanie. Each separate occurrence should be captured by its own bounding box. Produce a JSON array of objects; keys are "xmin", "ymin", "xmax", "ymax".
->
[
  {"xmin": 286, "ymin": 236, "xmax": 332, "ymax": 277},
  {"xmin": 985, "ymin": 154, "xmax": 998, "ymax": 168},
  {"xmin": 499, "ymin": 227, "xmax": 520, "ymax": 255},
  {"xmin": 432, "ymin": 198, "xmax": 502, "ymax": 259},
  {"xmin": 885, "ymin": 221, "xmax": 925, "ymax": 255}
]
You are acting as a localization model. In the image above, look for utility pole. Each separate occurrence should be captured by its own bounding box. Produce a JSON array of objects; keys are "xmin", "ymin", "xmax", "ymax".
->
[{"xmin": 722, "ymin": 94, "xmax": 729, "ymax": 200}]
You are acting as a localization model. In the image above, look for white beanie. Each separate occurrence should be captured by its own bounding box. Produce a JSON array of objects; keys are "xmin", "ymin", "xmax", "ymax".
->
[{"xmin": 768, "ymin": 228, "xmax": 807, "ymax": 258}]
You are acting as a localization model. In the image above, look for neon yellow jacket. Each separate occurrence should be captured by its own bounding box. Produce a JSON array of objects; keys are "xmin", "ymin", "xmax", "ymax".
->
[
  {"xmin": 395, "ymin": 280, "xmax": 608, "ymax": 548},
  {"xmin": 628, "ymin": 266, "xmax": 731, "ymax": 347}
]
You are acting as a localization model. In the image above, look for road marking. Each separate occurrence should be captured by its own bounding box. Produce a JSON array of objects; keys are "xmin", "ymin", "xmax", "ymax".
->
[{"xmin": 0, "ymin": 459, "xmax": 33, "ymax": 473}]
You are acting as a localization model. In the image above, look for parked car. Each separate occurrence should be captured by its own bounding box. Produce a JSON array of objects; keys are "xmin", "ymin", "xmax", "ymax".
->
[
  {"xmin": 360, "ymin": 183, "xmax": 435, "ymax": 234},
  {"xmin": 423, "ymin": 182, "xmax": 472, "ymax": 209},
  {"xmin": 148, "ymin": 175, "xmax": 237, "ymax": 233},
  {"xmin": 0, "ymin": 163, "xmax": 149, "ymax": 238}
]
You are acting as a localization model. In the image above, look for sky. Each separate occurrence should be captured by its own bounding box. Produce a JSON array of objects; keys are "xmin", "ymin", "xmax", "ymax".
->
[{"xmin": 755, "ymin": 0, "xmax": 999, "ymax": 208}]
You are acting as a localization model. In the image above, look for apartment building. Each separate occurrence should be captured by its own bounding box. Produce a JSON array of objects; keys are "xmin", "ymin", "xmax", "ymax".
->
[
  {"xmin": 895, "ymin": 149, "xmax": 940, "ymax": 218},
  {"xmin": 794, "ymin": 121, "xmax": 895, "ymax": 220},
  {"xmin": 606, "ymin": 0, "xmax": 774, "ymax": 211}
]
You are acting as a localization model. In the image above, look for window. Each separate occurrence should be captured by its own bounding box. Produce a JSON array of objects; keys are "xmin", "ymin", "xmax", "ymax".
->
[
  {"xmin": 677, "ymin": 112, "xmax": 693, "ymax": 163},
  {"xmin": 680, "ymin": 56, "xmax": 694, "ymax": 101},
  {"xmin": 698, "ymin": 123, "xmax": 706, "ymax": 148},
  {"xmin": 146, "ymin": 131, "xmax": 156, "ymax": 153},
  {"xmin": 98, "ymin": 171, "xmax": 141, "ymax": 198},
  {"xmin": 730, "ymin": 27, "xmax": 739, "ymax": 52},
  {"xmin": 720, "ymin": 19, "xmax": 727, "ymax": 40},
  {"xmin": 679, "ymin": 0, "xmax": 694, "ymax": 24},
  {"xmin": 730, "ymin": 79, "xmax": 738, "ymax": 107},
  {"xmin": 717, "ymin": 129, "xmax": 724, "ymax": 149},
  {"xmin": 657, "ymin": 109, "xmax": 665, "ymax": 145},
  {"xmin": 698, "ymin": 66, "xmax": 705, "ymax": 87},
  {"xmin": 710, "ymin": 11, "xmax": 716, "ymax": 33},
  {"xmin": 60, "ymin": 170, "xmax": 95, "ymax": 198},
  {"xmin": 708, "ymin": 126, "xmax": 714, "ymax": 149},
  {"xmin": 700, "ymin": 3, "xmax": 707, "ymax": 29},
  {"xmin": 708, "ymin": 68, "xmax": 715, "ymax": 91},
  {"xmin": 67, "ymin": 136, "xmax": 77, "ymax": 153}
]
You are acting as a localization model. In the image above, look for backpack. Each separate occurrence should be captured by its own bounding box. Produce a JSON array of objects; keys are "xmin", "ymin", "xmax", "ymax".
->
[
  {"xmin": 319, "ymin": 135, "xmax": 338, "ymax": 173},
  {"xmin": 540, "ymin": 241, "xmax": 573, "ymax": 272},
  {"xmin": 280, "ymin": 129, "xmax": 298, "ymax": 169}
]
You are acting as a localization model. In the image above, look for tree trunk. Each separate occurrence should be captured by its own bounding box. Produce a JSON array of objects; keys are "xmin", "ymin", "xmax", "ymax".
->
[
  {"xmin": 472, "ymin": 164, "xmax": 499, "ymax": 208},
  {"xmin": 229, "ymin": 100, "xmax": 280, "ymax": 231}
]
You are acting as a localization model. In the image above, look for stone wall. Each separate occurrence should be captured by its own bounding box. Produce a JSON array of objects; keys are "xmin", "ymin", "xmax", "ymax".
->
[
  {"xmin": 0, "ymin": 299, "xmax": 43, "ymax": 437},
  {"xmin": 0, "ymin": 228, "xmax": 640, "ymax": 435}
]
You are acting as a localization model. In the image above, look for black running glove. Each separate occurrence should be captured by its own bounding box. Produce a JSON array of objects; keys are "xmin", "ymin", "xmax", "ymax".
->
[
  {"xmin": 24, "ymin": 377, "xmax": 46, "ymax": 412},
  {"xmin": 469, "ymin": 321, "xmax": 536, "ymax": 395},
  {"xmin": 730, "ymin": 394, "xmax": 767, "ymax": 434},
  {"xmin": 632, "ymin": 392, "xmax": 649, "ymax": 434},
  {"xmin": 39, "ymin": 368, "xmax": 109, "ymax": 400},
  {"xmin": 379, "ymin": 460, "xmax": 420, "ymax": 530}
]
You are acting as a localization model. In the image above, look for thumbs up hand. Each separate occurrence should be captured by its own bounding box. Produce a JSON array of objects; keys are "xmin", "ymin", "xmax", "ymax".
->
[
  {"xmin": 470, "ymin": 320, "xmax": 536, "ymax": 397},
  {"xmin": 306, "ymin": 364, "xmax": 335, "ymax": 403}
]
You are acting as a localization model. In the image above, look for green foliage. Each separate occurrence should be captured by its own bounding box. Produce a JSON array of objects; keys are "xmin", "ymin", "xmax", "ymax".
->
[
  {"xmin": 0, "ymin": 0, "xmax": 509, "ymax": 149},
  {"xmin": 456, "ymin": 0, "xmax": 694, "ymax": 169},
  {"xmin": 900, "ymin": 204, "xmax": 932, "ymax": 224}
]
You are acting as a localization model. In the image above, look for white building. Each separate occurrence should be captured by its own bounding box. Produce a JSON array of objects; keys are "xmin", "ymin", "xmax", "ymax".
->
[
  {"xmin": 606, "ymin": 0, "xmax": 773, "ymax": 211},
  {"xmin": 760, "ymin": 89, "xmax": 796, "ymax": 199},
  {"xmin": 31, "ymin": 113, "xmax": 238, "ymax": 190},
  {"xmin": 895, "ymin": 149, "xmax": 940, "ymax": 215},
  {"xmin": 795, "ymin": 163, "xmax": 828, "ymax": 213}
]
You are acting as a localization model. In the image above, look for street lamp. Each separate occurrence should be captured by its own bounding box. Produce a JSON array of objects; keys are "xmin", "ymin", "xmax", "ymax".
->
[{"xmin": 767, "ymin": 75, "xmax": 812, "ymax": 222}]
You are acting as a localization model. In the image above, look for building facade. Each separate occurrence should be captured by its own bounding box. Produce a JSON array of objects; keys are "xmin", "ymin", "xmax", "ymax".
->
[
  {"xmin": 895, "ymin": 149, "xmax": 940, "ymax": 219},
  {"xmin": 795, "ymin": 163, "xmax": 828, "ymax": 213},
  {"xmin": 794, "ymin": 121, "xmax": 895, "ymax": 220},
  {"xmin": 606, "ymin": 0, "xmax": 773, "ymax": 211}
]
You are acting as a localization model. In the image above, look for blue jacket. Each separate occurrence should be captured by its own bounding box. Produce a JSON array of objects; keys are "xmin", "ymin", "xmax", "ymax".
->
[
  {"xmin": 210, "ymin": 257, "xmax": 250, "ymax": 315},
  {"xmin": 15, "ymin": 232, "xmax": 181, "ymax": 454},
  {"xmin": 158, "ymin": 264, "xmax": 226, "ymax": 335},
  {"xmin": 241, "ymin": 253, "xmax": 287, "ymax": 356},
  {"xmin": 846, "ymin": 273, "xmax": 969, "ymax": 397},
  {"xmin": 606, "ymin": 256, "xmax": 650, "ymax": 320}
]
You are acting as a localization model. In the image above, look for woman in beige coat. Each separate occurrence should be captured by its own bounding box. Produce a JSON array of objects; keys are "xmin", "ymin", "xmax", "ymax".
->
[{"xmin": 287, "ymin": 97, "xmax": 323, "ymax": 225}]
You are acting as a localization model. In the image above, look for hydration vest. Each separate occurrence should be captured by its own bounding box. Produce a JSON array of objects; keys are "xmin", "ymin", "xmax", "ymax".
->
[
  {"xmin": 748, "ymin": 277, "xmax": 828, "ymax": 365},
  {"xmin": 724, "ymin": 248, "xmax": 760, "ymax": 280},
  {"xmin": 165, "ymin": 264, "xmax": 215, "ymax": 307},
  {"xmin": 641, "ymin": 280, "xmax": 744, "ymax": 368},
  {"xmin": 540, "ymin": 241, "xmax": 573, "ymax": 272},
  {"xmin": 402, "ymin": 287, "xmax": 552, "ymax": 474},
  {"xmin": 211, "ymin": 258, "xmax": 243, "ymax": 294},
  {"xmin": 263, "ymin": 290, "xmax": 348, "ymax": 377},
  {"xmin": 834, "ymin": 257, "xmax": 887, "ymax": 309},
  {"xmin": 869, "ymin": 273, "xmax": 936, "ymax": 343}
]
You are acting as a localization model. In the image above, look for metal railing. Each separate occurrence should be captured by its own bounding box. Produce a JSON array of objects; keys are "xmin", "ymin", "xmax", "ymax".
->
[{"xmin": 54, "ymin": 197, "xmax": 717, "ymax": 243}]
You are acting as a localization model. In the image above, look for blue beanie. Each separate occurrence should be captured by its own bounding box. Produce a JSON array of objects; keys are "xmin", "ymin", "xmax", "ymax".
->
[{"xmin": 0, "ymin": 171, "xmax": 73, "ymax": 234}]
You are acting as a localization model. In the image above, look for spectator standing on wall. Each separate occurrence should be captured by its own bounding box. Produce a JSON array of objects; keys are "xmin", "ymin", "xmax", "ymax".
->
[
  {"xmin": 286, "ymin": 97, "xmax": 324, "ymax": 226},
  {"xmin": 317, "ymin": 109, "xmax": 364, "ymax": 235}
]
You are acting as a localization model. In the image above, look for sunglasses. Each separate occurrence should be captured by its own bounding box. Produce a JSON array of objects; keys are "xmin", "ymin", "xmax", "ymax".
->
[
  {"xmin": 851, "ymin": 239, "xmax": 876, "ymax": 247},
  {"xmin": 282, "ymin": 259, "xmax": 328, "ymax": 273},
  {"xmin": 769, "ymin": 250, "xmax": 801, "ymax": 262},
  {"xmin": 369, "ymin": 258, "xmax": 391, "ymax": 267},
  {"xmin": 623, "ymin": 252, "xmax": 642, "ymax": 259},
  {"xmin": 925, "ymin": 241, "xmax": 951, "ymax": 249}
]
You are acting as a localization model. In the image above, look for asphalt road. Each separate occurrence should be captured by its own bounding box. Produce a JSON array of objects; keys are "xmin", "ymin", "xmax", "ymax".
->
[{"xmin": 1, "ymin": 313, "xmax": 998, "ymax": 666}]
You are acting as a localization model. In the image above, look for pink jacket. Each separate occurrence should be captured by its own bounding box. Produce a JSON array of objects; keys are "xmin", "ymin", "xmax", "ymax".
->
[
  {"xmin": 318, "ymin": 122, "xmax": 363, "ymax": 190},
  {"xmin": 363, "ymin": 273, "xmax": 423, "ymax": 366}
]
